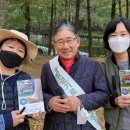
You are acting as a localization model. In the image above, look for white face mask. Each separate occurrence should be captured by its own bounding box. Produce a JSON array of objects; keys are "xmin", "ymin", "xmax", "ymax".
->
[{"xmin": 108, "ymin": 37, "xmax": 130, "ymax": 53}]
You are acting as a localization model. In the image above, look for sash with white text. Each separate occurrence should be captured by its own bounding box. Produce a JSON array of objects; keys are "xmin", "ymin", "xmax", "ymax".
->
[{"xmin": 49, "ymin": 56, "xmax": 102, "ymax": 130}]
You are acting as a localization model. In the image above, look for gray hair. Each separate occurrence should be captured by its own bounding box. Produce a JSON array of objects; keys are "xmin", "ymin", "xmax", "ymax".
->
[{"xmin": 52, "ymin": 22, "xmax": 78, "ymax": 39}]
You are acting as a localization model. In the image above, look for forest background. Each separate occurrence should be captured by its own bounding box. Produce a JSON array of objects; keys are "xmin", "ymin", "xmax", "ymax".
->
[
  {"xmin": 0, "ymin": 0, "xmax": 129, "ymax": 130},
  {"xmin": 0, "ymin": 0, "xmax": 129, "ymax": 57}
]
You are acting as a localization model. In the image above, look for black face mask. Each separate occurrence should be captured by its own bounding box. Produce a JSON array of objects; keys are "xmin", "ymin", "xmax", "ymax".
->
[{"xmin": 0, "ymin": 50, "xmax": 24, "ymax": 68}]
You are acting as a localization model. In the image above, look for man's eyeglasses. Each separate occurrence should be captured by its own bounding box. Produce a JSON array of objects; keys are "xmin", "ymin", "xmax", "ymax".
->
[{"xmin": 53, "ymin": 36, "xmax": 78, "ymax": 46}]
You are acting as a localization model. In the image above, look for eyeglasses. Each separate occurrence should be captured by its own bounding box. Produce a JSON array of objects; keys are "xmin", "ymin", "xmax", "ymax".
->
[{"xmin": 53, "ymin": 36, "xmax": 78, "ymax": 46}]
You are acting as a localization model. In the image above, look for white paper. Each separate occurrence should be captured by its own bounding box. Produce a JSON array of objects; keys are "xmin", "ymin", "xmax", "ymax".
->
[{"xmin": 77, "ymin": 106, "xmax": 89, "ymax": 124}]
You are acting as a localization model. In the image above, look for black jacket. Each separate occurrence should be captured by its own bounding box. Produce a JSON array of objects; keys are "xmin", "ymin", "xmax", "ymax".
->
[{"xmin": 0, "ymin": 71, "xmax": 31, "ymax": 130}]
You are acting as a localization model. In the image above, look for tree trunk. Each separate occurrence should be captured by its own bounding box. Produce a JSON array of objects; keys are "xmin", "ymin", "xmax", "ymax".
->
[
  {"xmin": 75, "ymin": 0, "xmax": 80, "ymax": 30},
  {"xmin": 53, "ymin": 0, "xmax": 57, "ymax": 23},
  {"xmin": 118, "ymin": 0, "xmax": 122, "ymax": 17},
  {"xmin": 48, "ymin": 0, "xmax": 54, "ymax": 55},
  {"xmin": 64, "ymin": 0, "xmax": 68, "ymax": 22},
  {"xmin": 24, "ymin": 1, "xmax": 31, "ymax": 39},
  {"xmin": 126, "ymin": 0, "xmax": 129, "ymax": 19},
  {"xmin": 68, "ymin": 1, "xmax": 71, "ymax": 21},
  {"xmin": 0, "ymin": 0, "xmax": 4, "ymax": 28},
  {"xmin": 52, "ymin": 0, "xmax": 57, "ymax": 55},
  {"xmin": 86, "ymin": 0, "xmax": 92, "ymax": 57},
  {"xmin": 111, "ymin": 0, "xmax": 116, "ymax": 19}
]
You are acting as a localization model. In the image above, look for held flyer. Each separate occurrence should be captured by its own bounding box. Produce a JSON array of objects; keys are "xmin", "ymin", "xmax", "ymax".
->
[
  {"xmin": 119, "ymin": 70, "xmax": 130, "ymax": 96},
  {"xmin": 17, "ymin": 78, "xmax": 45, "ymax": 115}
]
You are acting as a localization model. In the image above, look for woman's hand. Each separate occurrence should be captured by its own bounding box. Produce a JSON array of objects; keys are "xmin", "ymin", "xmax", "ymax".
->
[
  {"xmin": 11, "ymin": 110, "xmax": 25, "ymax": 127},
  {"xmin": 29, "ymin": 111, "xmax": 45, "ymax": 120},
  {"xmin": 115, "ymin": 95, "xmax": 130, "ymax": 108}
]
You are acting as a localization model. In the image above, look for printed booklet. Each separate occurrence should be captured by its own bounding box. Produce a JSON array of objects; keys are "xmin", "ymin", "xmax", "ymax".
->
[
  {"xmin": 17, "ymin": 78, "xmax": 45, "ymax": 115},
  {"xmin": 119, "ymin": 70, "xmax": 130, "ymax": 95}
]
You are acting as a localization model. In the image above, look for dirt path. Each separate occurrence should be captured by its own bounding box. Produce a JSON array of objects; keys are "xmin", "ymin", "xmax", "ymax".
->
[{"xmin": 23, "ymin": 55, "xmax": 53, "ymax": 78}]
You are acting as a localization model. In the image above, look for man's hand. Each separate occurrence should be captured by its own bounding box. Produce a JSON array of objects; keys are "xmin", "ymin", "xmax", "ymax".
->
[
  {"xmin": 63, "ymin": 96, "xmax": 81, "ymax": 112},
  {"xmin": 48, "ymin": 96, "xmax": 70, "ymax": 113}
]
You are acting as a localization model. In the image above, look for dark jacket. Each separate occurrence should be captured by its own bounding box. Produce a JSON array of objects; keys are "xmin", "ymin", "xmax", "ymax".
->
[
  {"xmin": 0, "ymin": 71, "xmax": 31, "ymax": 130},
  {"xmin": 100, "ymin": 51, "xmax": 130, "ymax": 130},
  {"xmin": 41, "ymin": 54, "xmax": 110, "ymax": 130}
]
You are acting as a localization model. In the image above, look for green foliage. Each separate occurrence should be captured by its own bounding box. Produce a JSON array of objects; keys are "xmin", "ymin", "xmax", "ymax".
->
[
  {"xmin": 79, "ymin": 31, "xmax": 103, "ymax": 38},
  {"xmin": 4, "ymin": 0, "xmax": 129, "ymax": 32},
  {"xmin": 4, "ymin": 1, "xmax": 25, "ymax": 29},
  {"xmin": 79, "ymin": 43, "xmax": 107, "ymax": 56},
  {"xmin": 92, "ymin": 45, "xmax": 107, "ymax": 56},
  {"xmin": 3, "ymin": 0, "xmax": 129, "ymax": 57}
]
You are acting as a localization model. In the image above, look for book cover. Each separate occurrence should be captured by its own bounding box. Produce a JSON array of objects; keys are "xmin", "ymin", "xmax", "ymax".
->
[
  {"xmin": 119, "ymin": 70, "xmax": 130, "ymax": 96},
  {"xmin": 17, "ymin": 78, "xmax": 45, "ymax": 115}
]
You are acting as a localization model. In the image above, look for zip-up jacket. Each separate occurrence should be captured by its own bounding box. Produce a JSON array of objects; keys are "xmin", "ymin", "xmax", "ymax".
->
[
  {"xmin": 100, "ymin": 52, "xmax": 130, "ymax": 130},
  {"xmin": 0, "ymin": 71, "xmax": 31, "ymax": 130}
]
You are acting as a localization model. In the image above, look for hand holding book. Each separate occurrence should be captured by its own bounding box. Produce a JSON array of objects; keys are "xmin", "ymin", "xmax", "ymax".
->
[{"xmin": 17, "ymin": 78, "xmax": 45, "ymax": 115}]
